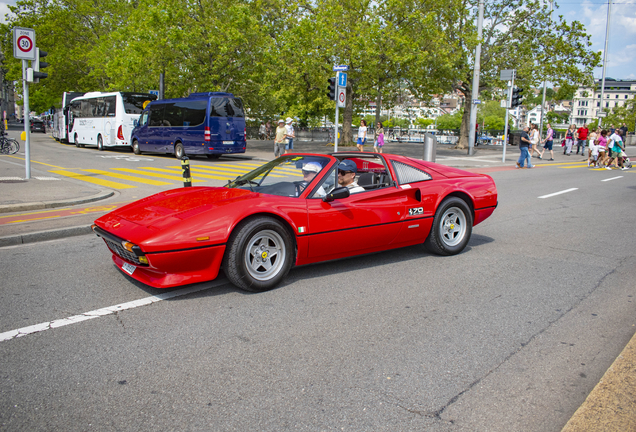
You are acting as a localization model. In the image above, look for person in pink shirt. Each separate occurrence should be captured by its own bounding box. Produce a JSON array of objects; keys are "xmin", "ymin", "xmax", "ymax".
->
[{"xmin": 596, "ymin": 130, "xmax": 608, "ymax": 167}]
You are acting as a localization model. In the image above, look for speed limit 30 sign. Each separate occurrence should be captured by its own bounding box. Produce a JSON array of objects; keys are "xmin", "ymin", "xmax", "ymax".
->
[{"xmin": 13, "ymin": 27, "xmax": 36, "ymax": 60}]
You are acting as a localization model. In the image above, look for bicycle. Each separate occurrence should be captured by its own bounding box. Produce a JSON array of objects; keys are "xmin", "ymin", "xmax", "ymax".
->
[{"xmin": 0, "ymin": 132, "xmax": 20, "ymax": 155}]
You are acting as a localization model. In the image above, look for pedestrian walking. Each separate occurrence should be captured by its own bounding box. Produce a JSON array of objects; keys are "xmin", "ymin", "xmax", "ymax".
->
[
  {"xmin": 589, "ymin": 134, "xmax": 600, "ymax": 167},
  {"xmin": 606, "ymin": 129, "xmax": 626, "ymax": 170},
  {"xmin": 258, "ymin": 122, "xmax": 266, "ymax": 140},
  {"xmin": 516, "ymin": 126, "xmax": 533, "ymax": 168},
  {"xmin": 274, "ymin": 119, "xmax": 286, "ymax": 158},
  {"xmin": 576, "ymin": 124, "xmax": 589, "ymax": 156},
  {"xmin": 564, "ymin": 124, "xmax": 575, "ymax": 155},
  {"xmin": 539, "ymin": 123, "xmax": 555, "ymax": 160},
  {"xmin": 374, "ymin": 122, "xmax": 384, "ymax": 153},
  {"xmin": 265, "ymin": 120, "xmax": 272, "ymax": 140},
  {"xmin": 597, "ymin": 130, "xmax": 608, "ymax": 167},
  {"xmin": 529, "ymin": 124, "xmax": 541, "ymax": 158},
  {"xmin": 587, "ymin": 128, "xmax": 598, "ymax": 166},
  {"xmin": 284, "ymin": 117, "xmax": 295, "ymax": 154},
  {"xmin": 620, "ymin": 123, "xmax": 628, "ymax": 136},
  {"xmin": 356, "ymin": 120, "xmax": 367, "ymax": 152}
]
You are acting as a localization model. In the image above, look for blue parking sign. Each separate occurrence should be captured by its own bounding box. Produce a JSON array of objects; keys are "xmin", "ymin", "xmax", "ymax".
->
[{"xmin": 338, "ymin": 72, "xmax": 347, "ymax": 88}]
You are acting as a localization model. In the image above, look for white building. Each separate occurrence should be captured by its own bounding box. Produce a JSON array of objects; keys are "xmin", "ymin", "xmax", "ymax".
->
[
  {"xmin": 571, "ymin": 78, "xmax": 636, "ymax": 126},
  {"xmin": 526, "ymin": 105, "xmax": 545, "ymax": 127}
]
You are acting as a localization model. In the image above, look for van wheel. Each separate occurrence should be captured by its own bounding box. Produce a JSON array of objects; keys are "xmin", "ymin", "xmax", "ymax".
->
[
  {"xmin": 132, "ymin": 140, "xmax": 141, "ymax": 155},
  {"xmin": 174, "ymin": 142, "xmax": 185, "ymax": 159},
  {"xmin": 97, "ymin": 135, "xmax": 104, "ymax": 151}
]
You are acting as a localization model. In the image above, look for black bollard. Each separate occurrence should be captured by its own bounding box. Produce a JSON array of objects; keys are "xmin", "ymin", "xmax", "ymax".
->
[{"xmin": 181, "ymin": 156, "xmax": 192, "ymax": 187}]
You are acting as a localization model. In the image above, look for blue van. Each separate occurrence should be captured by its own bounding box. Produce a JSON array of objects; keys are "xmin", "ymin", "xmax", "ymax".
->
[{"xmin": 131, "ymin": 92, "xmax": 247, "ymax": 159}]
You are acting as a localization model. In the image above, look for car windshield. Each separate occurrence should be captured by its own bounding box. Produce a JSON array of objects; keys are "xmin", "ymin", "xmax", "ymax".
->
[{"xmin": 226, "ymin": 155, "xmax": 331, "ymax": 197}]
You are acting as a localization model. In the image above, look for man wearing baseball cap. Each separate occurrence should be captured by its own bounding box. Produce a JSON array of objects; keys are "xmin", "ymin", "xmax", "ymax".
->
[
  {"xmin": 274, "ymin": 119, "xmax": 286, "ymax": 157},
  {"xmin": 337, "ymin": 160, "xmax": 365, "ymax": 193}
]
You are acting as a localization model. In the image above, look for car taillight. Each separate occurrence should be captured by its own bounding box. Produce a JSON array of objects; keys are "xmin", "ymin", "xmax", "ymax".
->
[
  {"xmin": 117, "ymin": 125, "xmax": 124, "ymax": 140},
  {"xmin": 205, "ymin": 127, "xmax": 211, "ymax": 142}
]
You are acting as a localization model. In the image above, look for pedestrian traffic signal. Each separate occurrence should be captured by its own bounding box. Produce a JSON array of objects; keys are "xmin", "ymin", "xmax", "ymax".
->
[
  {"xmin": 33, "ymin": 48, "xmax": 48, "ymax": 83},
  {"xmin": 327, "ymin": 77, "xmax": 337, "ymax": 100},
  {"xmin": 511, "ymin": 87, "xmax": 524, "ymax": 108}
]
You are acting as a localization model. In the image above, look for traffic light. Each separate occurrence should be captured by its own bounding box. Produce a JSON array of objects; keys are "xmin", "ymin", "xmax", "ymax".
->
[
  {"xmin": 33, "ymin": 48, "xmax": 49, "ymax": 82},
  {"xmin": 511, "ymin": 87, "xmax": 524, "ymax": 108},
  {"xmin": 327, "ymin": 77, "xmax": 336, "ymax": 100}
]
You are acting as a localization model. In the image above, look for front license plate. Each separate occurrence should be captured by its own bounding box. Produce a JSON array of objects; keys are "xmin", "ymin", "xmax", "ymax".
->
[
  {"xmin": 122, "ymin": 262, "xmax": 136, "ymax": 275},
  {"xmin": 222, "ymin": 141, "xmax": 234, "ymax": 145}
]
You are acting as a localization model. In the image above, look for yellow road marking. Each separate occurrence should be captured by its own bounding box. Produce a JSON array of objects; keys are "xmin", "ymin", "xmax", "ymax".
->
[
  {"xmin": 50, "ymin": 170, "xmax": 136, "ymax": 189},
  {"xmin": 171, "ymin": 165, "xmax": 287, "ymax": 178},
  {"xmin": 0, "ymin": 207, "xmax": 71, "ymax": 219},
  {"xmin": 8, "ymin": 215, "xmax": 65, "ymax": 224},
  {"xmin": 82, "ymin": 169, "xmax": 173, "ymax": 186},
  {"xmin": 112, "ymin": 168, "xmax": 203, "ymax": 183},
  {"xmin": 561, "ymin": 165, "xmax": 591, "ymax": 169},
  {"xmin": 6, "ymin": 155, "xmax": 66, "ymax": 169}
]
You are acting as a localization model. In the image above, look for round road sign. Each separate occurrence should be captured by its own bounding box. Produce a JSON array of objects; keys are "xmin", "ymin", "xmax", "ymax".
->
[{"xmin": 17, "ymin": 35, "xmax": 33, "ymax": 53}]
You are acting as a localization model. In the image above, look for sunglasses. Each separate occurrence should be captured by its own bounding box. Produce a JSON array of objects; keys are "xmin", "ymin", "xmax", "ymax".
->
[
  {"xmin": 338, "ymin": 170, "xmax": 353, "ymax": 176},
  {"xmin": 302, "ymin": 170, "xmax": 315, "ymax": 176}
]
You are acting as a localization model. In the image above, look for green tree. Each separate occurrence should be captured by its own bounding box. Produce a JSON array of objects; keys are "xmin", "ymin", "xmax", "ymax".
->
[
  {"xmin": 602, "ymin": 100, "xmax": 635, "ymax": 132},
  {"xmin": 436, "ymin": 110, "xmax": 463, "ymax": 130}
]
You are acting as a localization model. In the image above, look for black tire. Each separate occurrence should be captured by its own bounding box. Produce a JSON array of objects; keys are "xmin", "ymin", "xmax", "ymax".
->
[
  {"xmin": 223, "ymin": 216, "xmax": 294, "ymax": 292},
  {"xmin": 74, "ymin": 134, "xmax": 81, "ymax": 148},
  {"xmin": 174, "ymin": 142, "xmax": 184, "ymax": 159},
  {"xmin": 206, "ymin": 154, "xmax": 220, "ymax": 159},
  {"xmin": 424, "ymin": 196, "xmax": 473, "ymax": 256},
  {"xmin": 97, "ymin": 135, "xmax": 104, "ymax": 151},
  {"xmin": 132, "ymin": 139, "xmax": 141, "ymax": 155}
]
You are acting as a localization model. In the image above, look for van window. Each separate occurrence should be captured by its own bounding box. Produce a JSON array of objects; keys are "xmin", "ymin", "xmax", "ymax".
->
[
  {"xmin": 140, "ymin": 111, "xmax": 149, "ymax": 126},
  {"xmin": 163, "ymin": 103, "xmax": 182, "ymax": 127},
  {"xmin": 149, "ymin": 104, "xmax": 165, "ymax": 127},
  {"xmin": 180, "ymin": 100, "xmax": 207, "ymax": 126},
  {"xmin": 209, "ymin": 97, "xmax": 245, "ymax": 118}
]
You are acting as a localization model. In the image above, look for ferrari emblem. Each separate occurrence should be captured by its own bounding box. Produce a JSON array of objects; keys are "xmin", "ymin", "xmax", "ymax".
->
[
  {"xmin": 450, "ymin": 224, "xmax": 455, "ymax": 230},
  {"xmin": 261, "ymin": 251, "xmax": 268, "ymax": 259}
]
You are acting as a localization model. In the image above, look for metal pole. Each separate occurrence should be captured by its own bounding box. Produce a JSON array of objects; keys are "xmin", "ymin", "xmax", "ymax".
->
[
  {"xmin": 503, "ymin": 73, "xmax": 515, "ymax": 163},
  {"xmin": 334, "ymin": 104, "xmax": 339, "ymax": 152},
  {"xmin": 159, "ymin": 71, "xmax": 165, "ymax": 100},
  {"xmin": 598, "ymin": 0, "xmax": 611, "ymax": 128},
  {"xmin": 22, "ymin": 59, "xmax": 31, "ymax": 179},
  {"xmin": 468, "ymin": 0, "xmax": 484, "ymax": 156},
  {"xmin": 539, "ymin": 1, "xmax": 553, "ymax": 138}
]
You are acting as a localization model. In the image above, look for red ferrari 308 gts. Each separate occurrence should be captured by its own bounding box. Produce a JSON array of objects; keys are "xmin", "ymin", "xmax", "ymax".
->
[{"xmin": 93, "ymin": 152, "xmax": 497, "ymax": 292}]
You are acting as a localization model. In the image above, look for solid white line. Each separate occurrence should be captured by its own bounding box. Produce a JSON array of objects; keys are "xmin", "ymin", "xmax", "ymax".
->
[
  {"xmin": 601, "ymin": 176, "xmax": 623, "ymax": 182},
  {"xmin": 538, "ymin": 188, "xmax": 578, "ymax": 199},
  {"xmin": 0, "ymin": 279, "xmax": 228, "ymax": 343}
]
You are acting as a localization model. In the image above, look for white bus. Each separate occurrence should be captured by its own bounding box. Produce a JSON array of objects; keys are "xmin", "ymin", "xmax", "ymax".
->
[
  {"xmin": 53, "ymin": 91, "xmax": 84, "ymax": 143},
  {"xmin": 67, "ymin": 92, "xmax": 157, "ymax": 150}
]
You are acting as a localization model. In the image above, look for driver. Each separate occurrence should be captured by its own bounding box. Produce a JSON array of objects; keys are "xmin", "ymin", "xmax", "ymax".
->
[
  {"xmin": 337, "ymin": 160, "xmax": 365, "ymax": 194},
  {"xmin": 297, "ymin": 162, "xmax": 326, "ymax": 197}
]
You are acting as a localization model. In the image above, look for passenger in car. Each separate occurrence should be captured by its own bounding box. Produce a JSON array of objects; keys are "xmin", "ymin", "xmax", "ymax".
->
[
  {"xmin": 299, "ymin": 162, "xmax": 326, "ymax": 197},
  {"xmin": 337, "ymin": 160, "xmax": 365, "ymax": 194}
]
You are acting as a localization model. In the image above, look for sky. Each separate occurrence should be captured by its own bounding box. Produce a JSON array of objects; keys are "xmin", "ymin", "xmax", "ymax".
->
[{"xmin": 0, "ymin": 0, "xmax": 634, "ymax": 81}]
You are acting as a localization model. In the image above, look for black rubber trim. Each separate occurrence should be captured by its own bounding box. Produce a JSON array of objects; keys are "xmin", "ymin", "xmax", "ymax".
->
[{"xmin": 297, "ymin": 215, "xmax": 433, "ymax": 237}]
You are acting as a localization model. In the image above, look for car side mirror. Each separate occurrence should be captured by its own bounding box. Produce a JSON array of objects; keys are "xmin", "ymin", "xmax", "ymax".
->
[{"xmin": 322, "ymin": 186, "xmax": 350, "ymax": 202}]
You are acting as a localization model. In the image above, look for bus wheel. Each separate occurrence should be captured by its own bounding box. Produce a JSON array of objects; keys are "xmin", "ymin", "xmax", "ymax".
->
[
  {"xmin": 132, "ymin": 140, "xmax": 141, "ymax": 155},
  {"xmin": 74, "ymin": 134, "xmax": 81, "ymax": 148},
  {"xmin": 174, "ymin": 142, "xmax": 185, "ymax": 159},
  {"xmin": 97, "ymin": 135, "xmax": 104, "ymax": 151}
]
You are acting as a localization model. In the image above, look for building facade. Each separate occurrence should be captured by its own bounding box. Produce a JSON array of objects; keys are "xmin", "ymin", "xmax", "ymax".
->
[{"xmin": 571, "ymin": 78, "xmax": 636, "ymax": 126}]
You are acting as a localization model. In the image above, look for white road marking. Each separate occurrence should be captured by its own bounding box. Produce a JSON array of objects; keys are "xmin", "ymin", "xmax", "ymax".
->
[
  {"xmin": 0, "ymin": 279, "xmax": 227, "ymax": 343},
  {"xmin": 601, "ymin": 176, "xmax": 623, "ymax": 182},
  {"xmin": 538, "ymin": 188, "xmax": 578, "ymax": 199}
]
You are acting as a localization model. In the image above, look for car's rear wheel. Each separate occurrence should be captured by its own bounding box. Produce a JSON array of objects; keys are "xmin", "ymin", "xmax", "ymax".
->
[
  {"xmin": 224, "ymin": 216, "xmax": 294, "ymax": 292},
  {"xmin": 174, "ymin": 142, "xmax": 184, "ymax": 159},
  {"xmin": 425, "ymin": 196, "xmax": 472, "ymax": 256},
  {"xmin": 132, "ymin": 139, "xmax": 141, "ymax": 155},
  {"xmin": 97, "ymin": 135, "xmax": 104, "ymax": 151}
]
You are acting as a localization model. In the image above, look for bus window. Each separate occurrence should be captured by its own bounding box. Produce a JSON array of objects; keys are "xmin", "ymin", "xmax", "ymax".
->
[
  {"xmin": 163, "ymin": 103, "xmax": 182, "ymax": 127},
  {"xmin": 123, "ymin": 94, "xmax": 155, "ymax": 114},
  {"xmin": 105, "ymin": 96, "xmax": 116, "ymax": 117},
  {"xmin": 80, "ymin": 100, "xmax": 92, "ymax": 118},
  {"xmin": 180, "ymin": 100, "xmax": 207, "ymax": 126},
  {"xmin": 149, "ymin": 104, "xmax": 165, "ymax": 127}
]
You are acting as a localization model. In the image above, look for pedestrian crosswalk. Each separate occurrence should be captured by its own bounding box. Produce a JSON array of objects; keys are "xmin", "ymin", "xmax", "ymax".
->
[{"xmin": 48, "ymin": 161, "xmax": 303, "ymax": 190}]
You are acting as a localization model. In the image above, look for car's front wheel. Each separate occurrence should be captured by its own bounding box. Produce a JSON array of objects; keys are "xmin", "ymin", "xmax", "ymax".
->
[
  {"xmin": 425, "ymin": 196, "xmax": 472, "ymax": 256},
  {"xmin": 224, "ymin": 217, "xmax": 294, "ymax": 292}
]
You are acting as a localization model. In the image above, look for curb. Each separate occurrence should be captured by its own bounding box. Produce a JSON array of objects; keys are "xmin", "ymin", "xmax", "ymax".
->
[
  {"xmin": 561, "ymin": 330, "xmax": 636, "ymax": 431},
  {"xmin": 0, "ymin": 190, "xmax": 115, "ymax": 214},
  {"xmin": 0, "ymin": 224, "xmax": 94, "ymax": 247}
]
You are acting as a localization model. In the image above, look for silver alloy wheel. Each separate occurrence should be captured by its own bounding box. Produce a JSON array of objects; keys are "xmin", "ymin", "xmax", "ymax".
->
[
  {"xmin": 439, "ymin": 206, "xmax": 467, "ymax": 247},
  {"xmin": 244, "ymin": 229, "xmax": 286, "ymax": 281}
]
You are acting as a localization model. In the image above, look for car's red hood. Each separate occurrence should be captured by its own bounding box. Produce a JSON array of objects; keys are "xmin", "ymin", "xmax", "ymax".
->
[{"xmin": 112, "ymin": 187, "xmax": 254, "ymax": 228}]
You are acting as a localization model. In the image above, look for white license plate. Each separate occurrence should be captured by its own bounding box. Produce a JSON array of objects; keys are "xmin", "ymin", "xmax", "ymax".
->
[
  {"xmin": 122, "ymin": 262, "xmax": 136, "ymax": 275},
  {"xmin": 222, "ymin": 141, "xmax": 234, "ymax": 145}
]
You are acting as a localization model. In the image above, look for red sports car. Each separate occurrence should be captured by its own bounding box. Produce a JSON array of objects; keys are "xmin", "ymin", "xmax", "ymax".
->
[{"xmin": 92, "ymin": 152, "xmax": 497, "ymax": 292}]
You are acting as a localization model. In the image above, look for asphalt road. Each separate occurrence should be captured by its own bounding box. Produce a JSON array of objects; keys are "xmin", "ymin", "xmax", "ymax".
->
[{"xmin": 1, "ymin": 140, "xmax": 635, "ymax": 431}]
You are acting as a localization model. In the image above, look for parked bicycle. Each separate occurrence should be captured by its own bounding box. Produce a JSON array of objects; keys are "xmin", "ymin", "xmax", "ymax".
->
[{"xmin": 0, "ymin": 131, "xmax": 20, "ymax": 155}]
